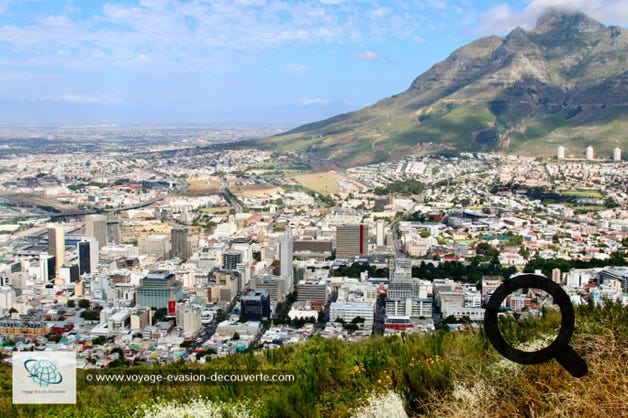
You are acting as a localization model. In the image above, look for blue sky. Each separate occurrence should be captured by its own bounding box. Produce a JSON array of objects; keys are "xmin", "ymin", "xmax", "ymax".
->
[{"xmin": 0, "ymin": 0, "xmax": 626, "ymax": 125}]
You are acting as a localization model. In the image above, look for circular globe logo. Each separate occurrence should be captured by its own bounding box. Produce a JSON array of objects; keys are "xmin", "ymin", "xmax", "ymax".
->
[{"xmin": 23, "ymin": 359, "xmax": 63, "ymax": 387}]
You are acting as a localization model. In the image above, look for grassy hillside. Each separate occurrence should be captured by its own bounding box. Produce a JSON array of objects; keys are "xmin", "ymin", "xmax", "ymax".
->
[{"xmin": 1, "ymin": 302, "xmax": 626, "ymax": 417}]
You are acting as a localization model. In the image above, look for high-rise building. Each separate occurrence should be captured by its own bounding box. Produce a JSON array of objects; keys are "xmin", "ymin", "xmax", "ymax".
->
[
  {"xmin": 39, "ymin": 252, "xmax": 54, "ymax": 281},
  {"xmin": 336, "ymin": 224, "xmax": 368, "ymax": 259},
  {"xmin": 613, "ymin": 147, "xmax": 622, "ymax": 162},
  {"xmin": 107, "ymin": 220, "xmax": 121, "ymax": 245},
  {"xmin": 136, "ymin": 270, "xmax": 183, "ymax": 309},
  {"xmin": 557, "ymin": 145, "xmax": 566, "ymax": 160},
  {"xmin": 586, "ymin": 145, "xmax": 595, "ymax": 160},
  {"xmin": 47, "ymin": 225, "xmax": 65, "ymax": 276},
  {"xmin": 85, "ymin": 214, "xmax": 108, "ymax": 251},
  {"xmin": 77, "ymin": 240, "xmax": 91, "ymax": 275},
  {"xmin": 59, "ymin": 264, "xmax": 80, "ymax": 283},
  {"xmin": 240, "ymin": 290, "xmax": 271, "ymax": 321},
  {"xmin": 280, "ymin": 231, "xmax": 293, "ymax": 287},
  {"xmin": 297, "ymin": 279, "xmax": 328, "ymax": 303},
  {"xmin": 223, "ymin": 250, "xmax": 242, "ymax": 270},
  {"xmin": 138, "ymin": 231, "xmax": 170, "ymax": 259},
  {"xmin": 552, "ymin": 268, "xmax": 562, "ymax": 284},
  {"xmin": 176, "ymin": 303, "xmax": 202, "ymax": 333},
  {"xmin": 171, "ymin": 227, "xmax": 189, "ymax": 261},
  {"xmin": 254, "ymin": 275, "xmax": 290, "ymax": 304},
  {"xmin": 376, "ymin": 221, "xmax": 385, "ymax": 247}
]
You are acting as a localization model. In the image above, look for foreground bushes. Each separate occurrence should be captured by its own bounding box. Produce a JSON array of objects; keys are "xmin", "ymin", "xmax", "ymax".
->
[{"xmin": 0, "ymin": 302, "xmax": 625, "ymax": 417}]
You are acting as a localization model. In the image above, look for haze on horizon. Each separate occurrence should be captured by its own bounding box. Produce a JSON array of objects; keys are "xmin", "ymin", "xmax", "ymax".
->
[{"xmin": 1, "ymin": 0, "xmax": 627, "ymax": 126}]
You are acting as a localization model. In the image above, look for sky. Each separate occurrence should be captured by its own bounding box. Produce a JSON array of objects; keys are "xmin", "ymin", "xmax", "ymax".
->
[{"xmin": 0, "ymin": 0, "xmax": 627, "ymax": 126}]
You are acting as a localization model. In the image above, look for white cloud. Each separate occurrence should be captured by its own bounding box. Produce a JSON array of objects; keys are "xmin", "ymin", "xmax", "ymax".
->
[
  {"xmin": 352, "ymin": 50, "xmax": 380, "ymax": 61},
  {"xmin": 476, "ymin": 0, "xmax": 628, "ymax": 35},
  {"xmin": 0, "ymin": 0, "xmax": 465, "ymax": 71},
  {"xmin": 299, "ymin": 98, "xmax": 330, "ymax": 106}
]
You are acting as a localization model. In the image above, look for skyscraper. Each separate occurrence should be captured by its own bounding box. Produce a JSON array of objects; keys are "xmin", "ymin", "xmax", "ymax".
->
[
  {"xmin": 280, "ymin": 231, "xmax": 293, "ymax": 287},
  {"xmin": 376, "ymin": 220, "xmax": 385, "ymax": 247},
  {"xmin": 586, "ymin": 145, "xmax": 595, "ymax": 160},
  {"xmin": 336, "ymin": 224, "xmax": 368, "ymax": 259},
  {"xmin": 171, "ymin": 227, "xmax": 189, "ymax": 261},
  {"xmin": 47, "ymin": 225, "xmax": 65, "ymax": 276},
  {"xmin": 85, "ymin": 214, "xmax": 108, "ymax": 251},
  {"xmin": 77, "ymin": 240, "xmax": 91, "ymax": 275},
  {"xmin": 77, "ymin": 237, "xmax": 98, "ymax": 275}
]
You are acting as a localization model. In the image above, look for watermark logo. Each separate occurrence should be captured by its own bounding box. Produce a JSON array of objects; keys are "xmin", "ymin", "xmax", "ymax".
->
[
  {"xmin": 13, "ymin": 351, "xmax": 76, "ymax": 404},
  {"xmin": 23, "ymin": 359, "xmax": 63, "ymax": 387}
]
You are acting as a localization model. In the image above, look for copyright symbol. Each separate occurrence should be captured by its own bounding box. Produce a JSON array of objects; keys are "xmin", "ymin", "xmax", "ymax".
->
[{"xmin": 86, "ymin": 374, "xmax": 93, "ymax": 382}]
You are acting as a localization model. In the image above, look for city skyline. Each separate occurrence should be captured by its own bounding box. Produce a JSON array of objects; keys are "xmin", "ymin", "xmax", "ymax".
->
[{"xmin": 1, "ymin": 0, "xmax": 627, "ymax": 125}]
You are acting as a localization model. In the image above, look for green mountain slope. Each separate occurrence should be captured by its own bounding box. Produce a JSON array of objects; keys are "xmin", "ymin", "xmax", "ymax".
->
[{"xmin": 256, "ymin": 8, "xmax": 628, "ymax": 167}]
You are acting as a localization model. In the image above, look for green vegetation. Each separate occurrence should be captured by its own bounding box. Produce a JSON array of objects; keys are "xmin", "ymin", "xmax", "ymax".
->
[
  {"xmin": 1, "ymin": 303, "xmax": 625, "ymax": 417},
  {"xmin": 524, "ymin": 253, "xmax": 627, "ymax": 278},
  {"xmin": 375, "ymin": 179, "xmax": 425, "ymax": 195}
]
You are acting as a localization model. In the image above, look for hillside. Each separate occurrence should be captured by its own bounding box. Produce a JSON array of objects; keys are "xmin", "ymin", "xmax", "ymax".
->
[
  {"xmin": 1, "ymin": 302, "xmax": 626, "ymax": 417},
  {"xmin": 256, "ymin": 8, "xmax": 628, "ymax": 167}
]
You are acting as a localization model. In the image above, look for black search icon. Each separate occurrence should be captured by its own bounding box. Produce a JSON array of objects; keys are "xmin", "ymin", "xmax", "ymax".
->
[{"xmin": 484, "ymin": 273, "xmax": 588, "ymax": 378}]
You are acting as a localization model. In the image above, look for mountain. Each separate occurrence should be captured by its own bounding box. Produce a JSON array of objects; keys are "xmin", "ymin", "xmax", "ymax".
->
[{"xmin": 255, "ymin": 9, "xmax": 628, "ymax": 167}]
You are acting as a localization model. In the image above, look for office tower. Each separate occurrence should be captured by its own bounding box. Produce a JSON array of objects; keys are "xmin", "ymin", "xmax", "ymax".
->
[
  {"xmin": 138, "ymin": 231, "xmax": 170, "ymax": 259},
  {"xmin": 77, "ymin": 237, "xmax": 98, "ymax": 275},
  {"xmin": 556, "ymin": 145, "xmax": 565, "ymax": 160},
  {"xmin": 85, "ymin": 214, "xmax": 108, "ymax": 250},
  {"xmin": 107, "ymin": 220, "xmax": 121, "ymax": 245},
  {"xmin": 78, "ymin": 240, "xmax": 91, "ymax": 275},
  {"xmin": 240, "ymin": 290, "xmax": 271, "ymax": 321},
  {"xmin": 586, "ymin": 145, "xmax": 594, "ymax": 160},
  {"xmin": 171, "ymin": 227, "xmax": 189, "ymax": 261},
  {"xmin": 613, "ymin": 147, "xmax": 622, "ymax": 162},
  {"xmin": 47, "ymin": 225, "xmax": 65, "ymax": 276},
  {"xmin": 135, "ymin": 270, "xmax": 183, "ymax": 309},
  {"xmin": 280, "ymin": 231, "xmax": 293, "ymax": 287},
  {"xmin": 336, "ymin": 224, "xmax": 368, "ymax": 259},
  {"xmin": 223, "ymin": 250, "xmax": 242, "ymax": 270},
  {"xmin": 376, "ymin": 221, "xmax": 385, "ymax": 247},
  {"xmin": 59, "ymin": 264, "xmax": 80, "ymax": 283},
  {"xmin": 39, "ymin": 253, "xmax": 54, "ymax": 281}
]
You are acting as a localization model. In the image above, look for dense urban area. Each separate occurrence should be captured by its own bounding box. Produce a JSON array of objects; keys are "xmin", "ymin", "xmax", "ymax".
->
[{"xmin": 0, "ymin": 127, "xmax": 626, "ymax": 372}]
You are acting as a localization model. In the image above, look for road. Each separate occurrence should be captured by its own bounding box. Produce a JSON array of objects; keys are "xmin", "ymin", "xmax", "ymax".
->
[{"xmin": 220, "ymin": 181, "xmax": 242, "ymax": 212}]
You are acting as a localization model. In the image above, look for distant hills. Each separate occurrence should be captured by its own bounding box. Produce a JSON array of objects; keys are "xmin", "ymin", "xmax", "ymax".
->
[{"xmin": 255, "ymin": 8, "xmax": 628, "ymax": 167}]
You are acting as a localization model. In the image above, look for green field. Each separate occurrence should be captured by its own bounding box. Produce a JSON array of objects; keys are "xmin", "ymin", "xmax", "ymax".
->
[{"xmin": 561, "ymin": 189, "xmax": 604, "ymax": 199}]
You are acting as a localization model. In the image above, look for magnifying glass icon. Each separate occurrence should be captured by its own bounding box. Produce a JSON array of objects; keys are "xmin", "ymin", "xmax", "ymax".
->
[{"xmin": 484, "ymin": 273, "xmax": 588, "ymax": 378}]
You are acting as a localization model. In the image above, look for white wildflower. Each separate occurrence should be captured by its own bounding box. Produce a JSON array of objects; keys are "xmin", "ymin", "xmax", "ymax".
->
[
  {"xmin": 134, "ymin": 398, "xmax": 255, "ymax": 418},
  {"xmin": 352, "ymin": 391, "xmax": 408, "ymax": 418},
  {"xmin": 452, "ymin": 381, "xmax": 495, "ymax": 408}
]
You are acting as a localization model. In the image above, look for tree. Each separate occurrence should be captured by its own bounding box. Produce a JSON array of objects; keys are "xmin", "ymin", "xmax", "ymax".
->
[
  {"xmin": 67, "ymin": 300, "xmax": 76, "ymax": 308},
  {"xmin": 78, "ymin": 299, "xmax": 90, "ymax": 309},
  {"xmin": 92, "ymin": 335, "xmax": 107, "ymax": 345},
  {"xmin": 420, "ymin": 230, "xmax": 430, "ymax": 238},
  {"xmin": 508, "ymin": 235, "xmax": 523, "ymax": 246},
  {"xmin": 232, "ymin": 332, "xmax": 240, "ymax": 341}
]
